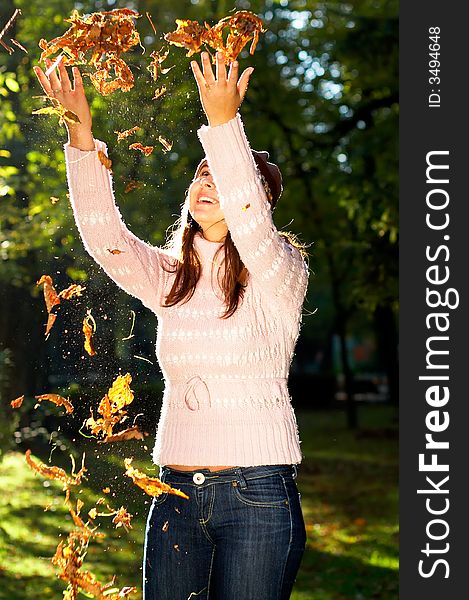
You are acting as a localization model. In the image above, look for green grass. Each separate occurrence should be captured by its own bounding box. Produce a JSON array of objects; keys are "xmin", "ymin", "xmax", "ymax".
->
[{"xmin": 0, "ymin": 405, "xmax": 398, "ymax": 599}]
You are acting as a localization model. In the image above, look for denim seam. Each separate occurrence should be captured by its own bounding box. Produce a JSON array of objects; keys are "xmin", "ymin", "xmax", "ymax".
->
[
  {"xmin": 199, "ymin": 485, "xmax": 215, "ymax": 525},
  {"xmin": 278, "ymin": 474, "xmax": 294, "ymax": 598},
  {"xmin": 206, "ymin": 544, "xmax": 216, "ymax": 600}
]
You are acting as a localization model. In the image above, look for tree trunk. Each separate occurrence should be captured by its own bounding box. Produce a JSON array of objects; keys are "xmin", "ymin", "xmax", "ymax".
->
[{"xmin": 373, "ymin": 304, "xmax": 399, "ymax": 407}]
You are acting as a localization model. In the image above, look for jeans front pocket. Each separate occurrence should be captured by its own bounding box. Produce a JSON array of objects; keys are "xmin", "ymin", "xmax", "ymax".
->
[{"xmin": 232, "ymin": 473, "xmax": 290, "ymax": 509}]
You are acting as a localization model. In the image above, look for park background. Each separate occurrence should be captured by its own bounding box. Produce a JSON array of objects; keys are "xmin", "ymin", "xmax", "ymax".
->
[{"xmin": 0, "ymin": 0, "xmax": 398, "ymax": 598}]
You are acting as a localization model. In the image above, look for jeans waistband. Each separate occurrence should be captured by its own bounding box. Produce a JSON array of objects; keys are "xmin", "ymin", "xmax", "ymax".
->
[{"xmin": 160, "ymin": 463, "xmax": 298, "ymax": 485}]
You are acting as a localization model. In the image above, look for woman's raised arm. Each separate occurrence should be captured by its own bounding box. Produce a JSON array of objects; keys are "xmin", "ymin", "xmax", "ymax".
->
[
  {"xmin": 33, "ymin": 61, "xmax": 172, "ymax": 316},
  {"xmin": 191, "ymin": 53, "xmax": 309, "ymax": 309}
]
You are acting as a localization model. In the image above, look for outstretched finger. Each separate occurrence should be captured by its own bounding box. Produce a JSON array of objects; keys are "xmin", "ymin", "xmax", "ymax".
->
[
  {"xmin": 45, "ymin": 58, "xmax": 61, "ymax": 92},
  {"xmin": 237, "ymin": 67, "xmax": 254, "ymax": 102},
  {"xmin": 190, "ymin": 60, "xmax": 207, "ymax": 91},
  {"xmin": 201, "ymin": 52, "xmax": 215, "ymax": 83},
  {"xmin": 58, "ymin": 59, "xmax": 72, "ymax": 92},
  {"xmin": 215, "ymin": 52, "xmax": 227, "ymax": 82},
  {"xmin": 33, "ymin": 65, "xmax": 54, "ymax": 97},
  {"xmin": 227, "ymin": 60, "xmax": 239, "ymax": 85},
  {"xmin": 72, "ymin": 66, "xmax": 84, "ymax": 92}
]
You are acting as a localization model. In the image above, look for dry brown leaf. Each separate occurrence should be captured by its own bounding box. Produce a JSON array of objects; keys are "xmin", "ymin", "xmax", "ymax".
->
[
  {"xmin": 34, "ymin": 393, "xmax": 74, "ymax": 414},
  {"xmin": 10, "ymin": 395, "xmax": 24, "ymax": 409},
  {"xmin": 58, "ymin": 284, "xmax": 85, "ymax": 301},
  {"xmin": 164, "ymin": 11, "xmax": 265, "ymax": 63},
  {"xmin": 112, "ymin": 506, "xmax": 133, "ymax": 529},
  {"xmin": 97, "ymin": 150, "xmax": 112, "ymax": 171},
  {"xmin": 82, "ymin": 309, "xmax": 97, "ymax": 356},
  {"xmin": 129, "ymin": 142, "xmax": 154, "ymax": 156},
  {"xmin": 124, "ymin": 180, "xmax": 143, "ymax": 193},
  {"xmin": 152, "ymin": 86, "xmax": 166, "ymax": 100},
  {"xmin": 124, "ymin": 458, "xmax": 189, "ymax": 499},
  {"xmin": 37, "ymin": 274, "xmax": 60, "ymax": 313},
  {"xmin": 39, "ymin": 9, "xmax": 141, "ymax": 96},
  {"xmin": 32, "ymin": 96, "xmax": 81, "ymax": 126},
  {"xmin": 37, "ymin": 275, "xmax": 85, "ymax": 336},
  {"xmin": 147, "ymin": 48, "xmax": 171, "ymax": 81},
  {"xmin": 115, "ymin": 126, "xmax": 140, "ymax": 141},
  {"xmin": 25, "ymin": 450, "xmax": 87, "ymax": 489},
  {"xmin": 103, "ymin": 426, "xmax": 145, "ymax": 443},
  {"xmin": 158, "ymin": 136, "xmax": 172, "ymax": 153},
  {"xmin": 85, "ymin": 373, "xmax": 135, "ymax": 441}
]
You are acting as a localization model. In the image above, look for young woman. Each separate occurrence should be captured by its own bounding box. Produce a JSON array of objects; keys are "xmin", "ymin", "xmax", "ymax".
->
[{"xmin": 34, "ymin": 50, "xmax": 309, "ymax": 600}]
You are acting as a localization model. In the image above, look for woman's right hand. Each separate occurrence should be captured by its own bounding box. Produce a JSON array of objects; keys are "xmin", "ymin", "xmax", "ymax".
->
[{"xmin": 33, "ymin": 59, "xmax": 95, "ymax": 150}]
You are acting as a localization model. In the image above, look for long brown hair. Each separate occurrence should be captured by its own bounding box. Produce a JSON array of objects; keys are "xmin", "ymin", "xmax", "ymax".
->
[{"xmin": 162, "ymin": 194, "xmax": 308, "ymax": 319}]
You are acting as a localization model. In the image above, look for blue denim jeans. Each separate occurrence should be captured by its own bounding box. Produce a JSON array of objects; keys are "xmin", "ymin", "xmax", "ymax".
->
[{"xmin": 143, "ymin": 464, "xmax": 306, "ymax": 600}]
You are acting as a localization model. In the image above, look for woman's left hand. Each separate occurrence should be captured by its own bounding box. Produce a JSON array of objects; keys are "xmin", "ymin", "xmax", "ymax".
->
[{"xmin": 191, "ymin": 51, "xmax": 254, "ymax": 128}]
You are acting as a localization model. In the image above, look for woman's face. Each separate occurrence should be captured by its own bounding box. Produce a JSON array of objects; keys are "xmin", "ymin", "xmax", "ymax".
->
[{"xmin": 188, "ymin": 161, "xmax": 226, "ymax": 229}]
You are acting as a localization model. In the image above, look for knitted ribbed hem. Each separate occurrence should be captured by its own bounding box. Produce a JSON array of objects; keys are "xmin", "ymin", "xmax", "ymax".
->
[{"xmin": 152, "ymin": 410, "xmax": 303, "ymax": 467}]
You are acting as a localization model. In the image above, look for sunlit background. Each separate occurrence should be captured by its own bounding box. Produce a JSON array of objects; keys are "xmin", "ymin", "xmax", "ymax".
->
[{"xmin": 0, "ymin": 1, "xmax": 398, "ymax": 598}]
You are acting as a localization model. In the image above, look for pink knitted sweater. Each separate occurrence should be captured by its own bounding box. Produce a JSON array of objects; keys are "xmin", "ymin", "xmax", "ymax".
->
[{"xmin": 64, "ymin": 114, "xmax": 309, "ymax": 466}]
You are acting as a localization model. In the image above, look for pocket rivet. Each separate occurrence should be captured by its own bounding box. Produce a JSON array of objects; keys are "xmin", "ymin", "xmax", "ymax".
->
[
  {"xmin": 232, "ymin": 481, "xmax": 238, "ymax": 487},
  {"xmin": 285, "ymin": 500, "xmax": 289, "ymax": 505}
]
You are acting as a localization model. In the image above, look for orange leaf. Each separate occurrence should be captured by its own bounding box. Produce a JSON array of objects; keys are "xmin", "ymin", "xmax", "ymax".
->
[
  {"xmin": 34, "ymin": 393, "xmax": 74, "ymax": 414},
  {"xmin": 129, "ymin": 142, "xmax": 154, "ymax": 156},
  {"xmin": 115, "ymin": 126, "xmax": 140, "ymax": 141},
  {"xmin": 10, "ymin": 395, "xmax": 24, "ymax": 409},
  {"xmin": 82, "ymin": 309, "xmax": 97, "ymax": 356},
  {"xmin": 124, "ymin": 458, "xmax": 189, "ymax": 499},
  {"xmin": 97, "ymin": 150, "xmax": 112, "ymax": 171},
  {"xmin": 103, "ymin": 426, "xmax": 145, "ymax": 443}
]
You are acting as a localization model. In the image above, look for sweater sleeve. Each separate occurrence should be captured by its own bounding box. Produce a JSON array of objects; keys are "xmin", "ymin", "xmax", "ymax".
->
[
  {"xmin": 64, "ymin": 139, "xmax": 173, "ymax": 316},
  {"xmin": 197, "ymin": 114, "xmax": 309, "ymax": 309}
]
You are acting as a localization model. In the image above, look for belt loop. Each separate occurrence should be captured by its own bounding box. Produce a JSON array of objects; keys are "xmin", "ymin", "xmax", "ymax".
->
[
  {"xmin": 235, "ymin": 467, "xmax": 248, "ymax": 490},
  {"xmin": 292, "ymin": 464, "xmax": 298, "ymax": 479}
]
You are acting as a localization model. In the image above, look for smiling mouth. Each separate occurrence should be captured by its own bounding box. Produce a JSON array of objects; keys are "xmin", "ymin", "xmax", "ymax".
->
[{"xmin": 197, "ymin": 196, "xmax": 219, "ymax": 205}]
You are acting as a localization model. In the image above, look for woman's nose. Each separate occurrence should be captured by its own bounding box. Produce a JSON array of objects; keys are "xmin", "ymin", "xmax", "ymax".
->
[{"xmin": 201, "ymin": 177, "xmax": 214, "ymax": 188}]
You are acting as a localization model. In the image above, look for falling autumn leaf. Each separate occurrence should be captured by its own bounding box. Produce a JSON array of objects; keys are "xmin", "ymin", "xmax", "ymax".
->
[
  {"xmin": 129, "ymin": 142, "xmax": 154, "ymax": 156},
  {"xmin": 38, "ymin": 9, "xmax": 142, "ymax": 96},
  {"xmin": 97, "ymin": 150, "xmax": 112, "ymax": 171},
  {"xmin": 85, "ymin": 373, "xmax": 137, "ymax": 441},
  {"xmin": 32, "ymin": 96, "xmax": 81, "ymax": 127},
  {"xmin": 124, "ymin": 180, "xmax": 143, "ymax": 193},
  {"xmin": 10, "ymin": 395, "xmax": 24, "ymax": 409},
  {"xmin": 164, "ymin": 11, "xmax": 265, "ymax": 62},
  {"xmin": 158, "ymin": 135, "xmax": 172, "ymax": 153},
  {"xmin": 50, "ymin": 196, "xmax": 60, "ymax": 204},
  {"xmin": 82, "ymin": 309, "xmax": 97, "ymax": 356},
  {"xmin": 124, "ymin": 458, "xmax": 189, "ymax": 499},
  {"xmin": 112, "ymin": 506, "xmax": 133, "ymax": 530},
  {"xmin": 115, "ymin": 126, "xmax": 140, "ymax": 141},
  {"xmin": 37, "ymin": 275, "xmax": 85, "ymax": 337},
  {"xmin": 104, "ymin": 426, "xmax": 145, "ymax": 443},
  {"xmin": 25, "ymin": 449, "xmax": 87, "ymax": 490},
  {"xmin": 34, "ymin": 393, "xmax": 74, "ymax": 414},
  {"xmin": 147, "ymin": 48, "xmax": 171, "ymax": 81},
  {"xmin": 152, "ymin": 86, "xmax": 166, "ymax": 100}
]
